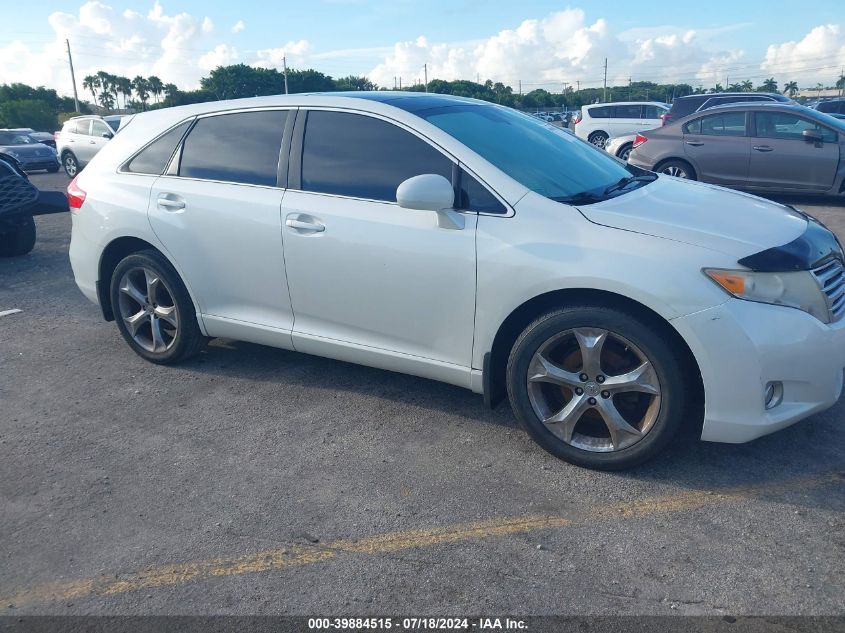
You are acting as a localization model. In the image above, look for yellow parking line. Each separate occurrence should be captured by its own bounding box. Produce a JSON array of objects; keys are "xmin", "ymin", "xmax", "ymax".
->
[{"xmin": 3, "ymin": 471, "xmax": 841, "ymax": 609}]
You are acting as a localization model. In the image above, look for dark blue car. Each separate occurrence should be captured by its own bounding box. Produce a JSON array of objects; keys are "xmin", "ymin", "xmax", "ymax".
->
[{"xmin": 0, "ymin": 130, "xmax": 60, "ymax": 173}]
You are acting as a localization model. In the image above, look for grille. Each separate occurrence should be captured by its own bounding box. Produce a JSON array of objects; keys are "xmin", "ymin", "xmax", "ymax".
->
[{"xmin": 813, "ymin": 259, "xmax": 845, "ymax": 322}]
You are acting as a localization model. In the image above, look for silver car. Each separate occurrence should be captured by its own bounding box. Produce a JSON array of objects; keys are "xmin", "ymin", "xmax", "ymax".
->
[
  {"xmin": 605, "ymin": 133, "xmax": 638, "ymax": 161},
  {"xmin": 628, "ymin": 102, "xmax": 845, "ymax": 195},
  {"xmin": 56, "ymin": 116, "xmax": 119, "ymax": 178}
]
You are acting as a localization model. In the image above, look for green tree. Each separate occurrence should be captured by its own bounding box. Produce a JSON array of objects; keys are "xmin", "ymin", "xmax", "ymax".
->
[
  {"xmin": 98, "ymin": 90, "xmax": 115, "ymax": 110},
  {"xmin": 82, "ymin": 75, "xmax": 99, "ymax": 102},
  {"xmin": 114, "ymin": 76, "xmax": 132, "ymax": 109},
  {"xmin": 783, "ymin": 81, "xmax": 799, "ymax": 97},
  {"xmin": 200, "ymin": 64, "xmax": 283, "ymax": 99},
  {"xmin": 759, "ymin": 77, "xmax": 778, "ymax": 93},
  {"xmin": 147, "ymin": 75, "xmax": 164, "ymax": 103},
  {"xmin": 334, "ymin": 75, "xmax": 376, "ymax": 91},
  {"xmin": 0, "ymin": 99, "xmax": 57, "ymax": 131},
  {"xmin": 132, "ymin": 76, "xmax": 150, "ymax": 110},
  {"xmin": 740, "ymin": 80, "xmax": 753, "ymax": 92}
]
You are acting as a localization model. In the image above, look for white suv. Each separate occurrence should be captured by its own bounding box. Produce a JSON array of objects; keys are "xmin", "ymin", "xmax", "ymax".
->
[
  {"xmin": 575, "ymin": 101, "xmax": 669, "ymax": 148},
  {"xmin": 56, "ymin": 115, "xmax": 124, "ymax": 178},
  {"xmin": 67, "ymin": 93, "xmax": 845, "ymax": 469}
]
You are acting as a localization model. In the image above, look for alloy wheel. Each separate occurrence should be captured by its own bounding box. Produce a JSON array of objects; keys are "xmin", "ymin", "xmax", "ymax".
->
[
  {"xmin": 662, "ymin": 165, "xmax": 688, "ymax": 178},
  {"xmin": 64, "ymin": 155, "xmax": 77, "ymax": 177},
  {"xmin": 619, "ymin": 146, "xmax": 632, "ymax": 161},
  {"xmin": 116, "ymin": 266, "xmax": 179, "ymax": 353},
  {"xmin": 526, "ymin": 328, "xmax": 661, "ymax": 452}
]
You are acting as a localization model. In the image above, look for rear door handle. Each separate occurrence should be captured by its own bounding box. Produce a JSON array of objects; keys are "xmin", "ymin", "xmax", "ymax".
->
[
  {"xmin": 157, "ymin": 194, "xmax": 185, "ymax": 211},
  {"xmin": 685, "ymin": 140, "xmax": 704, "ymax": 147},
  {"xmin": 285, "ymin": 213, "xmax": 325, "ymax": 233},
  {"xmin": 753, "ymin": 145, "xmax": 774, "ymax": 152}
]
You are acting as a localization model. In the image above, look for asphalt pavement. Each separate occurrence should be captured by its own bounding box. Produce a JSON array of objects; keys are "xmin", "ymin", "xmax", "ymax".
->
[{"xmin": 0, "ymin": 172, "xmax": 843, "ymax": 617}]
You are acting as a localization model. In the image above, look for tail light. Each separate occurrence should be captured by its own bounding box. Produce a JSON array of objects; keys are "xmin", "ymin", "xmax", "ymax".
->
[
  {"xmin": 67, "ymin": 176, "xmax": 86, "ymax": 214},
  {"xmin": 633, "ymin": 134, "xmax": 648, "ymax": 149},
  {"xmin": 54, "ymin": 131, "xmax": 61, "ymax": 142},
  {"xmin": 573, "ymin": 112, "xmax": 582, "ymax": 124},
  {"xmin": 660, "ymin": 113, "xmax": 671, "ymax": 126}
]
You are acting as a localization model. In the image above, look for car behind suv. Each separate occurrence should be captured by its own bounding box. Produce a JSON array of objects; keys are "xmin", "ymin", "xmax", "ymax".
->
[
  {"xmin": 56, "ymin": 115, "xmax": 120, "ymax": 178},
  {"xmin": 813, "ymin": 98, "xmax": 845, "ymax": 120},
  {"xmin": 67, "ymin": 93, "xmax": 845, "ymax": 470},
  {"xmin": 574, "ymin": 102, "xmax": 669, "ymax": 148},
  {"xmin": 662, "ymin": 92, "xmax": 793, "ymax": 126}
]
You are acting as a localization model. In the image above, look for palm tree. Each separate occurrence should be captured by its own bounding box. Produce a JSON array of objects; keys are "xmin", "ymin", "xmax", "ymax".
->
[
  {"xmin": 760, "ymin": 78, "xmax": 777, "ymax": 93},
  {"xmin": 147, "ymin": 76, "xmax": 164, "ymax": 104},
  {"xmin": 82, "ymin": 75, "xmax": 100, "ymax": 102},
  {"xmin": 98, "ymin": 91, "xmax": 115, "ymax": 110},
  {"xmin": 96, "ymin": 70, "xmax": 113, "ymax": 109},
  {"xmin": 783, "ymin": 81, "xmax": 799, "ymax": 98},
  {"xmin": 115, "ymin": 76, "xmax": 132, "ymax": 110},
  {"xmin": 740, "ymin": 80, "xmax": 753, "ymax": 92},
  {"xmin": 132, "ymin": 76, "xmax": 150, "ymax": 111},
  {"xmin": 163, "ymin": 83, "xmax": 179, "ymax": 102},
  {"xmin": 727, "ymin": 82, "xmax": 742, "ymax": 92}
]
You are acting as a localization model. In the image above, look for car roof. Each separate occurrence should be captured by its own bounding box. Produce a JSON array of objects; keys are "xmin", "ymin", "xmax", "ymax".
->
[
  {"xmin": 693, "ymin": 102, "xmax": 810, "ymax": 113},
  {"xmin": 676, "ymin": 92, "xmax": 784, "ymax": 100}
]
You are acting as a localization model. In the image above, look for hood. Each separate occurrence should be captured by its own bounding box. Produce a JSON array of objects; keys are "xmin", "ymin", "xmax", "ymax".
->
[
  {"xmin": 577, "ymin": 175, "xmax": 807, "ymax": 259},
  {"xmin": 0, "ymin": 144, "xmax": 55, "ymax": 158}
]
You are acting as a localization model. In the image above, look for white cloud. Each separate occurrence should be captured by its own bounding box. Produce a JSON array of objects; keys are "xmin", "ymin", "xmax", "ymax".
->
[
  {"xmin": 761, "ymin": 24, "xmax": 845, "ymax": 85},
  {"xmin": 254, "ymin": 40, "xmax": 311, "ymax": 70},
  {"xmin": 231, "ymin": 20, "xmax": 245, "ymax": 34}
]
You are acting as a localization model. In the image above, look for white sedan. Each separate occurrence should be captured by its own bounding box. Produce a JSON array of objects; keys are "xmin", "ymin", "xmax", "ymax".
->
[{"xmin": 67, "ymin": 93, "xmax": 845, "ymax": 469}]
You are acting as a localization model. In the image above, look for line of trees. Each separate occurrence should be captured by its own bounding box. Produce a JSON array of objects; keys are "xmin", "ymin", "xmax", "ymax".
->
[{"xmin": 3, "ymin": 65, "xmax": 844, "ymax": 132}]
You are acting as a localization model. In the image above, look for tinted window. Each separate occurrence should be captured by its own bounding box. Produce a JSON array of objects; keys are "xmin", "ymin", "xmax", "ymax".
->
[
  {"xmin": 92, "ymin": 120, "xmax": 112, "ymax": 137},
  {"xmin": 126, "ymin": 121, "xmax": 191, "ymax": 175},
  {"xmin": 613, "ymin": 105, "xmax": 642, "ymax": 119},
  {"xmin": 459, "ymin": 170, "xmax": 505, "ymax": 213},
  {"xmin": 755, "ymin": 112, "xmax": 837, "ymax": 143},
  {"xmin": 68, "ymin": 119, "xmax": 91, "ymax": 135},
  {"xmin": 421, "ymin": 105, "xmax": 631, "ymax": 201},
  {"xmin": 301, "ymin": 111, "xmax": 452, "ymax": 202},
  {"xmin": 105, "ymin": 119, "xmax": 121, "ymax": 132},
  {"xmin": 179, "ymin": 110, "xmax": 287, "ymax": 186},
  {"xmin": 643, "ymin": 105, "xmax": 666, "ymax": 119},
  {"xmin": 686, "ymin": 112, "xmax": 746, "ymax": 136},
  {"xmin": 587, "ymin": 106, "xmax": 612, "ymax": 119}
]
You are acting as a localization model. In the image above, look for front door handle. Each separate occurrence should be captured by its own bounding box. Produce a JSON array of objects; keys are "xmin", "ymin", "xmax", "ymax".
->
[
  {"xmin": 89, "ymin": 140, "xmax": 96, "ymax": 144},
  {"xmin": 157, "ymin": 194, "xmax": 185, "ymax": 211},
  {"xmin": 286, "ymin": 214, "xmax": 325, "ymax": 233},
  {"xmin": 753, "ymin": 145, "xmax": 774, "ymax": 152},
  {"xmin": 685, "ymin": 140, "xmax": 704, "ymax": 147}
]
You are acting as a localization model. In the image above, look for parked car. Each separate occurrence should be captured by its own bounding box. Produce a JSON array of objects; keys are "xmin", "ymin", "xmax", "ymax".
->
[
  {"xmin": 55, "ymin": 115, "xmax": 118, "ymax": 178},
  {"xmin": 0, "ymin": 129, "xmax": 59, "ymax": 173},
  {"xmin": 813, "ymin": 98, "xmax": 845, "ymax": 120},
  {"xmin": 68, "ymin": 93, "xmax": 845, "ymax": 470},
  {"xmin": 574, "ymin": 102, "xmax": 669, "ymax": 148},
  {"xmin": 662, "ymin": 92, "xmax": 793, "ymax": 127},
  {"xmin": 6, "ymin": 127, "xmax": 56, "ymax": 149},
  {"xmin": 605, "ymin": 133, "xmax": 638, "ymax": 161},
  {"xmin": 0, "ymin": 153, "xmax": 68, "ymax": 256},
  {"xmin": 629, "ymin": 102, "xmax": 845, "ymax": 195}
]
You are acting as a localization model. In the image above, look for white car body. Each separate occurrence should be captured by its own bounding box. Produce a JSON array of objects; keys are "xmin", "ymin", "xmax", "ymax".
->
[
  {"xmin": 575, "ymin": 101, "xmax": 669, "ymax": 147},
  {"xmin": 69, "ymin": 93, "xmax": 845, "ymax": 456}
]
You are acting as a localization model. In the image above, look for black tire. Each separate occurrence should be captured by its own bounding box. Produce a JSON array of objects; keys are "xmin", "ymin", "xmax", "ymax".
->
[
  {"xmin": 110, "ymin": 249, "xmax": 205, "ymax": 364},
  {"xmin": 617, "ymin": 143, "xmax": 633, "ymax": 161},
  {"xmin": 0, "ymin": 215, "xmax": 36, "ymax": 257},
  {"xmin": 62, "ymin": 151, "xmax": 79, "ymax": 178},
  {"xmin": 506, "ymin": 305, "xmax": 688, "ymax": 470},
  {"xmin": 588, "ymin": 131, "xmax": 609, "ymax": 148},
  {"xmin": 656, "ymin": 158, "xmax": 696, "ymax": 180}
]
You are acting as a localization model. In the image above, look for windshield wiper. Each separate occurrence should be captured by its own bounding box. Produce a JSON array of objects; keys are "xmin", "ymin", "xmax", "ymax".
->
[
  {"xmin": 603, "ymin": 174, "xmax": 657, "ymax": 197},
  {"xmin": 551, "ymin": 191, "xmax": 605, "ymax": 206}
]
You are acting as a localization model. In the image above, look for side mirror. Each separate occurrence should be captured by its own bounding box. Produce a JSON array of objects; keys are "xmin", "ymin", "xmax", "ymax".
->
[
  {"xmin": 102, "ymin": 132, "xmax": 113, "ymax": 139},
  {"xmin": 803, "ymin": 129, "xmax": 823, "ymax": 144},
  {"xmin": 396, "ymin": 174, "xmax": 464, "ymax": 230}
]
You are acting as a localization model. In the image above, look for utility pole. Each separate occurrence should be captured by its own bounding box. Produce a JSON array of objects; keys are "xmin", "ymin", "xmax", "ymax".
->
[
  {"xmin": 628, "ymin": 76, "xmax": 632, "ymax": 100},
  {"xmin": 603, "ymin": 58, "xmax": 608, "ymax": 102},
  {"xmin": 576, "ymin": 80, "xmax": 580, "ymax": 92},
  {"xmin": 65, "ymin": 39, "xmax": 80, "ymax": 112},
  {"xmin": 282, "ymin": 56, "xmax": 289, "ymax": 94},
  {"xmin": 424, "ymin": 64, "xmax": 428, "ymax": 92},
  {"xmin": 399, "ymin": 77, "xmax": 402, "ymax": 89},
  {"xmin": 518, "ymin": 79, "xmax": 522, "ymax": 96}
]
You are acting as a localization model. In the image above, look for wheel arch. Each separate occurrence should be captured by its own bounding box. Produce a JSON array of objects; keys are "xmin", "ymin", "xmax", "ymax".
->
[
  {"xmin": 484, "ymin": 288, "xmax": 704, "ymax": 433},
  {"xmin": 654, "ymin": 157, "xmax": 697, "ymax": 179}
]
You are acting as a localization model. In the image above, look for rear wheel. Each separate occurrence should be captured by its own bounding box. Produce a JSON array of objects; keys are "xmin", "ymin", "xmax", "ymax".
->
[
  {"xmin": 588, "ymin": 131, "xmax": 609, "ymax": 149},
  {"xmin": 618, "ymin": 143, "xmax": 633, "ymax": 161},
  {"xmin": 62, "ymin": 152, "xmax": 79, "ymax": 178},
  {"xmin": 0, "ymin": 215, "xmax": 36, "ymax": 257},
  {"xmin": 506, "ymin": 306, "xmax": 688, "ymax": 470},
  {"xmin": 657, "ymin": 159, "xmax": 696, "ymax": 180},
  {"xmin": 110, "ymin": 250, "xmax": 205, "ymax": 364}
]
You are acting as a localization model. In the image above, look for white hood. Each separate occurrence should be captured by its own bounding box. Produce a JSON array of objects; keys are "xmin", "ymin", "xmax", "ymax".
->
[{"xmin": 577, "ymin": 176, "xmax": 808, "ymax": 259}]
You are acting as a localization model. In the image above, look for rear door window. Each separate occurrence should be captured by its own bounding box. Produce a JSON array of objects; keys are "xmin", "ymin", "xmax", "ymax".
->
[
  {"xmin": 179, "ymin": 110, "xmax": 287, "ymax": 186},
  {"xmin": 685, "ymin": 112, "xmax": 747, "ymax": 136},
  {"xmin": 612, "ymin": 105, "xmax": 643, "ymax": 119},
  {"xmin": 643, "ymin": 105, "xmax": 667, "ymax": 119},
  {"xmin": 91, "ymin": 120, "xmax": 112, "ymax": 138}
]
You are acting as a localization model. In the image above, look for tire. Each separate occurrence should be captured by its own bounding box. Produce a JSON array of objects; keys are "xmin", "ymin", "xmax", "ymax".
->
[
  {"xmin": 657, "ymin": 159, "xmax": 696, "ymax": 180},
  {"xmin": 506, "ymin": 305, "xmax": 688, "ymax": 470},
  {"xmin": 0, "ymin": 215, "xmax": 36, "ymax": 257},
  {"xmin": 617, "ymin": 143, "xmax": 633, "ymax": 162},
  {"xmin": 587, "ymin": 131, "xmax": 609, "ymax": 149},
  {"xmin": 110, "ymin": 249, "xmax": 205, "ymax": 364},
  {"xmin": 62, "ymin": 152, "xmax": 79, "ymax": 178}
]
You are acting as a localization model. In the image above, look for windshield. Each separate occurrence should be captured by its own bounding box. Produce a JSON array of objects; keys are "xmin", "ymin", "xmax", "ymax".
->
[
  {"xmin": 418, "ymin": 104, "xmax": 637, "ymax": 202},
  {"xmin": 0, "ymin": 132, "xmax": 34, "ymax": 146}
]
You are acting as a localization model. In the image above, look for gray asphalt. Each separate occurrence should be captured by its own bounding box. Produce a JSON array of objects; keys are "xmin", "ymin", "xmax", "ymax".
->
[{"xmin": 0, "ymin": 172, "xmax": 843, "ymax": 616}]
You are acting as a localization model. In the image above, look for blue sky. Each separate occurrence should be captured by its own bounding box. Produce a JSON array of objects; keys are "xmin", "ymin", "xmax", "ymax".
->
[{"xmin": 2, "ymin": 1, "xmax": 844, "ymax": 94}]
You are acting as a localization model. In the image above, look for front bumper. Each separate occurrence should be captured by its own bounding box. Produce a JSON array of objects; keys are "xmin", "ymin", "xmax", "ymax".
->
[
  {"xmin": 19, "ymin": 158, "xmax": 59, "ymax": 171},
  {"xmin": 671, "ymin": 298, "xmax": 845, "ymax": 443}
]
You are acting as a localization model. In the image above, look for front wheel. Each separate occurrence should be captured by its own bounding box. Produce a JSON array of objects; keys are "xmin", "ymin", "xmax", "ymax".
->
[
  {"xmin": 62, "ymin": 152, "xmax": 79, "ymax": 178},
  {"xmin": 506, "ymin": 306, "xmax": 688, "ymax": 470},
  {"xmin": 0, "ymin": 215, "xmax": 36, "ymax": 257},
  {"xmin": 588, "ymin": 131, "xmax": 609, "ymax": 149},
  {"xmin": 110, "ymin": 250, "xmax": 206, "ymax": 364}
]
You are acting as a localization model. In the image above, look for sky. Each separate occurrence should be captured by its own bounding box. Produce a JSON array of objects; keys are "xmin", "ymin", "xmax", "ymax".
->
[{"xmin": 1, "ymin": 1, "xmax": 845, "ymax": 97}]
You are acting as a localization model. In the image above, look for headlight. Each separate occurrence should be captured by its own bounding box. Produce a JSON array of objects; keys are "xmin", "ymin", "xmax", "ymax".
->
[{"xmin": 704, "ymin": 268, "xmax": 829, "ymax": 323}]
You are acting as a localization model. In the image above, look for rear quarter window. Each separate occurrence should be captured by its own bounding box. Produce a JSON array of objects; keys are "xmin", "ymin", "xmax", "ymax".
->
[
  {"xmin": 125, "ymin": 121, "xmax": 191, "ymax": 175},
  {"xmin": 587, "ymin": 106, "xmax": 612, "ymax": 119}
]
